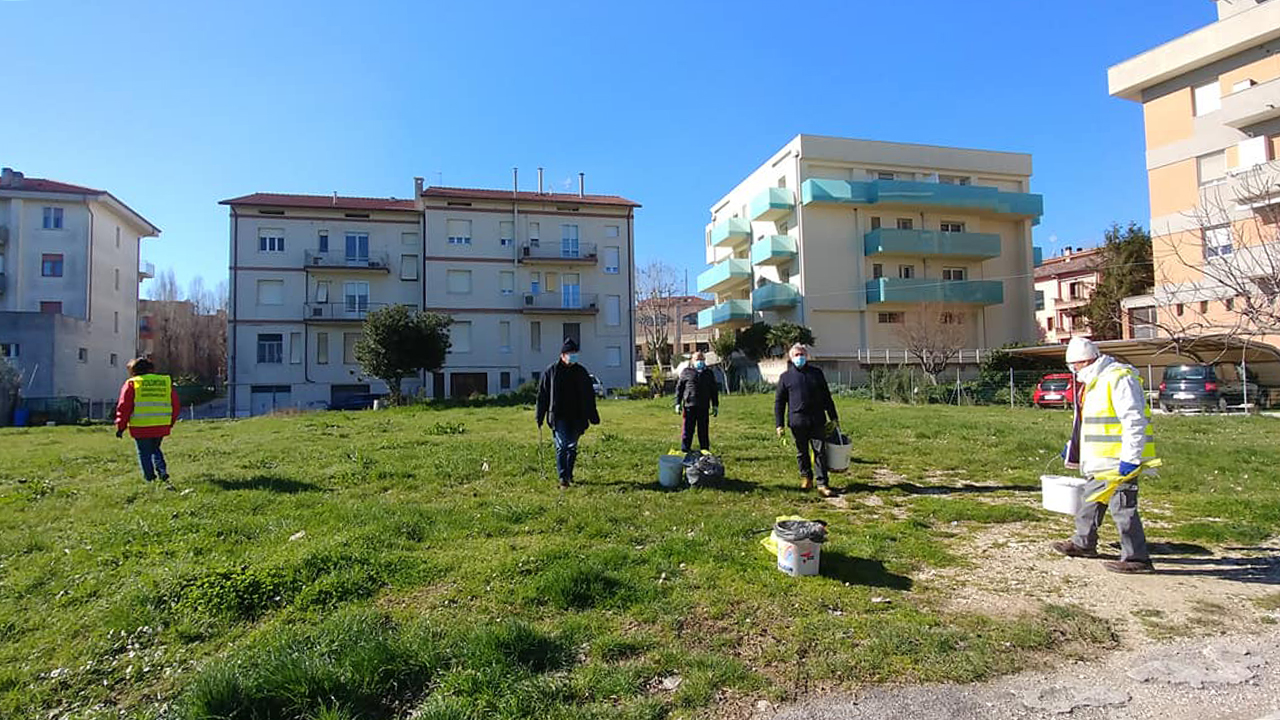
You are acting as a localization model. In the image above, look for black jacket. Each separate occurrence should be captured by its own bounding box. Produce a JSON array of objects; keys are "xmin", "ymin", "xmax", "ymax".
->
[
  {"xmin": 675, "ymin": 366, "xmax": 719, "ymax": 409},
  {"xmin": 774, "ymin": 363, "xmax": 838, "ymax": 428},
  {"xmin": 536, "ymin": 360, "xmax": 600, "ymax": 433}
]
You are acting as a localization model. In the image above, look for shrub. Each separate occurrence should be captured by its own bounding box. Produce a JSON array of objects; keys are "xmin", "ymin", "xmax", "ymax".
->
[{"xmin": 623, "ymin": 384, "xmax": 653, "ymax": 400}]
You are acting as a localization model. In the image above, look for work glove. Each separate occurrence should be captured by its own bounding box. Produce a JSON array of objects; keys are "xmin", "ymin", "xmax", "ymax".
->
[
  {"xmin": 115, "ymin": 429, "xmax": 124, "ymax": 439},
  {"xmin": 674, "ymin": 404, "xmax": 681, "ymax": 415},
  {"xmin": 775, "ymin": 426, "xmax": 784, "ymax": 438},
  {"xmin": 1118, "ymin": 461, "xmax": 1140, "ymax": 477},
  {"xmin": 712, "ymin": 406, "xmax": 718, "ymax": 417},
  {"xmin": 1060, "ymin": 443, "xmax": 1069, "ymax": 459}
]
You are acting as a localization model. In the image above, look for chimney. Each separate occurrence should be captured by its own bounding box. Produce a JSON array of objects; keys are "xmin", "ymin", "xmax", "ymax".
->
[
  {"xmin": 414, "ymin": 176, "xmax": 424, "ymax": 196},
  {"xmin": 578, "ymin": 172, "xmax": 585, "ymax": 198},
  {"xmin": 537, "ymin": 167, "xmax": 544, "ymax": 194},
  {"xmin": 513, "ymin": 167, "xmax": 519, "ymax": 193},
  {"xmin": 1063, "ymin": 247, "xmax": 1072, "ymax": 257},
  {"xmin": 332, "ymin": 191, "xmax": 338, "ymax": 206},
  {"xmin": 0, "ymin": 167, "xmax": 13, "ymax": 187}
]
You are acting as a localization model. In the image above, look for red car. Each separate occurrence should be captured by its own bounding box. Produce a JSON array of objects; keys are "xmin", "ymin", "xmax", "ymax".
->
[{"xmin": 1033, "ymin": 373, "xmax": 1078, "ymax": 408}]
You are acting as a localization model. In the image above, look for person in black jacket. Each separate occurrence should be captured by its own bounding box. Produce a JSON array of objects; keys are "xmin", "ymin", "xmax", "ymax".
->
[
  {"xmin": 674, "ymin": 351, "xmax": 719, "ymax": 453},
  {"xmin": 535, "ymin": 338, "xmax": 600, "ymax": 488},
  {"xmin": 774, "ymin": 343, "xmax": 838, "ymax": 497}
]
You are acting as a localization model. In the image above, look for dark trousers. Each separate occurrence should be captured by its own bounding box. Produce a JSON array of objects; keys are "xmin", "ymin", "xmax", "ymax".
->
[
  {"xmin": 551, "ymin": 417, "xmax": 582, "ymax": 484},
  {"xmin": 680, "ymin": 406, "xmax": 710, "ymax": 452},
  {"xmin": 790, "ymin": 418, "xmax": 828, "ymax": 486},
  {"xmin": 134, "ymin": 437, "xmax": 168, "ymax": 481},
  {"xmin": 1071, "ymin": 478, "xmax": 1149, "ymax": 562}
]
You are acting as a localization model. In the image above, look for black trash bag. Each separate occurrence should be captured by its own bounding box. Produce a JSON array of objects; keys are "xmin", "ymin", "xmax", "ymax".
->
[
  {"xmin": 773, "ymin": 518, "xmax": 828, "ymax": 544},
  {"xmin": 685, "ymin": 453, "xmax": 725, "ymax": 486}
]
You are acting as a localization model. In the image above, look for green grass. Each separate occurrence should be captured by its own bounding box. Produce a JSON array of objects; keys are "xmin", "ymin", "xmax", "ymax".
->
[{"xmin": 0, "ymin": 396, "xmax": 1276, "ymax": 718}]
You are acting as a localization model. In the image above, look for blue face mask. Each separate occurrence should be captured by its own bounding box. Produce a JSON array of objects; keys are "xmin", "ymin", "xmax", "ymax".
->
[
  {"xmin": 694, "ymin": 360, "xmax": 706, "ymax": 370},
  {"xmin": 567, "ymin": 353, "xmax": 579, "ymax": 364},
  {"xmin": 793, "ymin": 356, "xmax": 807, "ymax": 368}
]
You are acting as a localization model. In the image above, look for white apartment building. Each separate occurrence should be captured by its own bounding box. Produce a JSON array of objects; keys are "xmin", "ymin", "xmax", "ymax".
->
[
  {"xmin": 0, "ymin": 167, "xmax": 160, "ymax": 411},
  {"xmin": 224, "ymin": 177, "xmax": 638, "ymax": 416},
  {"xmin": 697, "ymin": 135, "xmax": 1043, "ymax": 369}
]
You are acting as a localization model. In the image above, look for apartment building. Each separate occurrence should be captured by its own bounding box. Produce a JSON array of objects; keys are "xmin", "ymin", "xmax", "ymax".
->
[
  {"xmin": 634, "ymin": 295, "xmax": 714, "ymax": 362},
  {"xmin": 1109, "ymin": 0, "xmax": 1280, "ymax": 348},
  {"xmin": 223, "ymin": 178, "xmax": 637, "ymax": 416},
  {"xmin": 697, "ymin": 135, "xmax": 1043, "ymax": 367},
  {"xmin": 0, "ymin": 167, "xmax": 160, "ymax": 409},
  {"xmin": 1033, "ymin": 246, "xmax": 1104, "ymax": 343}
]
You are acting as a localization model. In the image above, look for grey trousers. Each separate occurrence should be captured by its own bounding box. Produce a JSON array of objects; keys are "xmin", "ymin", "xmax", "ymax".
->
[{"xmin": 1071, "ymin": 478, "xmax": 1150, "ymax": 562}]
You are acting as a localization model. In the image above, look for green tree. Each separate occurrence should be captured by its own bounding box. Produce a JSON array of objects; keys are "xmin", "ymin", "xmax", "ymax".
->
[
  {"xmin": 766, "ymin": 321, "xmax": 816, "ymax": 356},
  {"xmin": 735, "ymin": 322, "xmax": 772, "ymax": 361},
  {"xmin": 710, "ymin": 331, "xmax": 739, "ymax": 391},
  {"xmin": 1072, "ymin": 223, "xmax": 1153, "ymax": 340},
  {"xmin": 355, "ymin": 305, "xmax": 452, "ymax": 405}
]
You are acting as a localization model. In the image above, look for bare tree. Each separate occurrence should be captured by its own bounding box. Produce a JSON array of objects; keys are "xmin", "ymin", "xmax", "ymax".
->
[
  {"xmin": 894, "ymin": 302, "xmax": 969, "ymax": 382},
  {"xmin": 142, "ymin": 271, "xmax": 227, "ymax": 386},
  {"xmin": 635, "ymin": 260, "xmax": 682, "ymax": 372}
]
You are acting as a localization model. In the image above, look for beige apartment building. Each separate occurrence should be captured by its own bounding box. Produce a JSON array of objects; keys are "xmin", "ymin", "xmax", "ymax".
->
[
  {"xmin": 0, "ymin": 168, "xmax": 160, "ymax": 414},
  {"xmin": 223, "ymin": 178, "xmax": 637, "ymax": 416},
  {"xmin": 1033, "ymin": 246, "xmax": 1104, "ymax": 343},
  {"xmin": 1109, "ymin": 0, "xmax": 1280, "ymax": 348},
  {"xmin": 697, "ymin": 135, "xmax": 1043, "ymax": 368}
]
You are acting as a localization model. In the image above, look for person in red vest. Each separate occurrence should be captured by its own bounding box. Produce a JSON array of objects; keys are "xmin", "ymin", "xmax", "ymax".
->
[{"xmin": 114, "ymin": 357, "xmax": 181, "ymax": 485}]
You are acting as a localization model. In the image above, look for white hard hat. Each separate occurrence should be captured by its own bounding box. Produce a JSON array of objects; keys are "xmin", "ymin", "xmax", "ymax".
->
[{"xmin": 1065, "ymin": 336, "xmax": 1100, "ymax": 363}]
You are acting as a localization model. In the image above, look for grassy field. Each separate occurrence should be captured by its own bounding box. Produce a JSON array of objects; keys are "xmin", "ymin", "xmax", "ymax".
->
[{"xmin": 1, "ymin": 395, "xmax": 1277, "ymax": 719}]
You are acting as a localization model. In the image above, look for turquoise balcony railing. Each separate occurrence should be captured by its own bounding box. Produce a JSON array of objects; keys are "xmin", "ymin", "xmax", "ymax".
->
[
  {"xmin": 749, "ymin": 187, "xmax": 795, "ymax": 221},
  {"xmin": 752, "ymin": 282, "xmax": 800, "ymax": 311},
  {"xmin": 863, "ymin": 228, "xmax": 1001, "ymax": 259},
  {"xmin": 866, "ymin": 278, "xmax": 1004, "ymax": 305},
  {"xmin": 697, "ymin": 299, "xmax": 753, "ymax": 329},
  {"xmin": 710, "ymin": 217, "xmax": 751, "ymax": 248},
  {"xmin": 802, "ymin": 179, "xmax": 1043, "ymax": 224},
  {"xmin": 751, "ymin": 235, "xmax": 797, "ymax": 266},
  {"xmin": 696, "ymin": 257, "xmax": 752, "ymax": 294}
]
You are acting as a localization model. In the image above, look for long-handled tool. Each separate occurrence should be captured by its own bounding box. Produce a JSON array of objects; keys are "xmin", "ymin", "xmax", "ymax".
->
[{"xmin": 537, "ymin": 423, "xmax": 548, "ymax": 484}]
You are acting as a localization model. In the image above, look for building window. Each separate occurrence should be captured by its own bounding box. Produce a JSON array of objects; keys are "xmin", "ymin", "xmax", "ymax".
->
[
  {"xmin": 530, "ymin": 320, "xmax": 541, "ymax": 352},
  {"xmin": 115, "ymin": 227, "xmax": 121, "ymax": 248},
  {"xmin": 940, "ymin": 221, "xmax": 965, "ymax": 233},
  {"xmin": 344, "ymin": 233, "xmax": 369, "ymax": 264},
  {"xmin": 1035, "ymin": 290, "xmax": 1045, "ymax": 311},
  {"xmin": 605, "ymin": 294, "xmax": 621, "ymax": 326},
  {"xmin": 872, "ymin": 263, "xmax": 883, "ymax": 279},
  {"xmin": 1203, "ymin": 226, "xmax": 1232, "ymax": 259},
  {"xmin": 343, "ymin": 332, "xmax": 360, "ymax": 364},
  {"xmin": 114, "ymin": 268, "xmax": 120, "ymax": 291},
  {"xmin": 561, "ymin": 224, "xmax": 580, "ymax": 258},
  {"xmin": 344, "ymin": 281, "xmax": 370, "ymax": 315},
  {"xmin": 877, "ymin": 312, "xmax": 904, "ymax": 324},
  {"xmin": 315, "ymin": 281, "xmax": 330, "ymax": 303},
  {"xmin": 1, "ymin": 343, "xmax": 18, "ymax": 358},
  {"xmin": 943, "ymin": 267, "xmax": 966, "ymax": 281},
  {"xmin": 257, "ymin": 334, "xmax": 283, "ymax": 364},
  {"xmin": 317, "ymin": 332, "xmax": 329, "ymax": 364},
  {"xmin": 1176, "ymin": 303, "xmax": 1185, "ymax": 317},
  {"xmin": 870, "ymin": 216, "xmax": 881, "ymax": 230},
  {"xmin": 402, "ymin": 232, "xmax": 418, "ymax": 246},
  {"xmin": 604, "ymin": 246, "xmax": 620, "ymax": 274},
  {"xmin": 42, "ymin": 207, "xmax": 63, "ymax": 230},
  {"xmin": 1200, "ymin": 300, "xmax": 1210, "ymax": 313},
  {"xmin": 257, "ymin": 279, "xmax": 285, "ymax": 305},
  {"xmin": 898, "ymin": 264, "xmax": 915, "ymax": 279},
  {"xmin": 1047, "ymin": 317, "xmax": 1054, "ymax": 331},
  {"xmin": 259, "ymin": 229, "xmax": 285, "ymax": 252},
  {"xmin": 940, "ymin": 312, "xmax": 964, "ymax": 325},
  {"xmin": 561, "ymin": 272, "xmax": 581, "ymax": 308},
  {"xmin": 40, "ymin": 301, "xmax": 61, "ymax": 314},
  {"xmin": 110, "ymin": 353, "xmax": 118, "ymax": 367},
  {"xmin": 400, "ymin": 254, "xmax": 419, "ymax": 280},
  {"xmin": 447, "ymin": 219, "xmax": 472, "ymax": 245},
  {"xmin": 605, "ymin": 225, "xmax": 620, "ymax": 238},
  {"xmin": 447, "ymin": 269, "xmax": 472, "ymax": 294},
  {"xmin": 528, "ymin": 222, "xmax": 540, "ymax": 247},
  {"xmin": 78, "ymin": 348, "xmax": 88, "ymax": 363},
  {"xmin": 877, "ymin": 171, "xmax": 896, "ymax": 181},
  {"xmin": 1193, "ymin": 78, "xmax": 1221, "ymax": 116},
  {"xmin": 562, "ymin": 322, "xmax": 581, "ymax": 346},
  {"xmin": 938, "ymin": 174, "xmax": 970, "ymax": 185},
  {"xmin": 451, "ymin": 321, "xmax": 472, "ymax": 353},
  {"xmin": 114, "ymin": 311, "xmax": 120, "ymax": 333},
  {"xmin": 606, "ymin": 346, "xmax": 621, "ymax": 367},
  {"xmin": 499, "ymin": 321, "xmax": 511, "ymax": 352},
  {"xmin": 1225, "ymin": 297, "xmax": 1235, "ymax": 311},
  {"xmin": 500, "ymin": 271, "xmax": 515, "ymax": 296},
  {"xmin": 1197, "ymin": 151, "xmax": 1227, "ymax": 186},
  {"xmin": 290, "ymin": 332, "xmax": 303, "ymax": 364},
  {"xmin": 500, "ymin": 371, "xmax": 512, "ymax": 390},
  {"xmin": 500, "ymin": 221, "xmax": 514, "ymax": 247},
  {"xmin": 1068, "ymin": 281, "xmax": 1084, "ymax": 299},
  {"xmin": 41, "ymin": 254, "xmax": 64, "ymax": 277},
  {"xmin": 896, "ymin": 218, "xmax": 914, "ymax": 230},
  {"xmin": 319, "ymin": 230, "xmax": 329, "ymax": 253},
  {"xmin": 530, "ymin": 271, "xmax": 541, "ymax": 294}
]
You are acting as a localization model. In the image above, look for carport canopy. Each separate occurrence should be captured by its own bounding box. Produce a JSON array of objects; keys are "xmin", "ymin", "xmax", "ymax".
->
[{"xmin": 1006, "ymin": 335, "xmax": 1280, "ymax": 386}]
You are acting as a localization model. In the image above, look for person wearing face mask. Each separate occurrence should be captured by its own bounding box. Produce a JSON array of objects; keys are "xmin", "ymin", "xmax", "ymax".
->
[
  {"xmin": 774, "ymin": 343, "xmax": 839, "ymax": 497},
  {"xmin": 674, "ymin": 350, "xmax": 720, "ymax": 453},
  {"xmin": 535, "ymin": 338, "xmax": 601, "ymax": 488},
  {"xmin": 1052, "ymin": 336, "xmax": 1157, "ymax": 573}
]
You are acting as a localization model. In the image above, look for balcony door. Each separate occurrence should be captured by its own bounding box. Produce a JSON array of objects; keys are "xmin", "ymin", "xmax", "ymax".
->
[
  {"xmin": 345, "ymin": 233, "xmax": 369, "ymax": 266},
  {"xmin": 561, "ymin": 273, "xmax": 581, "ymax": 308},
  {"xmin": 561, "ymin": 224, "xmax": 579, "ymax": 258}
]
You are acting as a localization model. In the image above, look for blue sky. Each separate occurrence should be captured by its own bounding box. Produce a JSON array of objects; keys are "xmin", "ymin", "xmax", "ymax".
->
[{"xmin": 2, "ymin": 0, "xmax": 1214, "ymax": 297}]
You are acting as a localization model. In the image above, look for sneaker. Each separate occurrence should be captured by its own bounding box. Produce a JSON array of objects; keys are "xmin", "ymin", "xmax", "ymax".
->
[
  {"xmin": 1104, "ymin": 560, "xmax": 1154, "ymax": 574},
  {"xmin": 159, "ymin": 473, "xmax": 170, "ymax": 482},
  {"xmin": 800, "ymin": 476, "xmax": 814, "ymax": 490},
  {"xmin": 816, "ymin": 485, "xmax": 836, "ymax": 498},
  {"xmin": 1051, "ymin": 540, "xmax": 1099, "ymax": 558},
  {"xmin": 559, "ymin": 478, "xmax": 571, "ymax": 489}
]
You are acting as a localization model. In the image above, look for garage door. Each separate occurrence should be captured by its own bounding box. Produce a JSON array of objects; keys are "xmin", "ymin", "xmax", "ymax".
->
[{"xmin": 250, "ymin": 385, "xmax": 292, "ymax": 416}]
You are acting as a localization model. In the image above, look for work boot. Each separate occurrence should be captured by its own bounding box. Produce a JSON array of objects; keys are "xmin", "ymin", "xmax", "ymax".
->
[
  {"xmin": 800, "ymin": 476, "xmax": 814, "ymax": 490},
  {"xmin": 816, "ymin": 485, "xmax": 836, "ymax": 498},
  {"xmin": 1103, "ymin": 559, "xmax": 1154, "ymax": 574},
  {"xmin": 559, "ymin": 477, "xmax": 571, "ymax": 489},
  {"xmin": 1051, "ymin": 540, "xmax": 1099, "ymax": 558}
]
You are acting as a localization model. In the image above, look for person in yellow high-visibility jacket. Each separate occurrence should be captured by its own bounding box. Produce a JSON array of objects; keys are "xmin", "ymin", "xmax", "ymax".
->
[
  {"xmin": 1051, "ymin": 337, "xmax": 1156, "ymax": 573},
  {"xmin": 114, "ymin": 357, "xmax": 181, "ymax": 485}
]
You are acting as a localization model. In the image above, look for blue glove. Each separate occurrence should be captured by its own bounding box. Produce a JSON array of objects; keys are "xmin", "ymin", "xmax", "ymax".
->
[
  {"xmin": 1118, "ymin": 461, "xmax": 1140, "ymax": 477},
  {"xmin": 1060, "ymin": 443, "xmax": 1068, "ymax": 459}
]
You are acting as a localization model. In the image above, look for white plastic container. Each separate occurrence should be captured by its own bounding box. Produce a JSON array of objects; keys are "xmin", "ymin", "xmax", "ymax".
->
[
  {"xmin": 1041, "ymin": 474, "xmax": 1087, "ymax": 515},
  {"xmin": 826, "ymin": 437, "xmax": 852, "ymax": 473},
  {"xmin": 658, "ymin": 455, "xmax": 685, "ymax": 488},
  {"xmin": 774, "ymin": 533, "xmax": 821, "ymax": 577}
]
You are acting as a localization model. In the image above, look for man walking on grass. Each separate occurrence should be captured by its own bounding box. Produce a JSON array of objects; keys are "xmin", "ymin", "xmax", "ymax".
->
[
  {"xmin": 675, "ymin": 351, "xmax": 719, "ymax": 453},
  {"xmin": 535, "ymin": 338, "xmax": 600, "ymax": 488},
  {"xmin": 774, "ymin": 343, "xmax": 838, "ymax": 498},
  {"xmin": 114, "ymin": 357, "xmax": 181, "ymax": 487},
  {"xmin": 1052, "ymin": 336, "xmax": 1158, "ymax": 574}
]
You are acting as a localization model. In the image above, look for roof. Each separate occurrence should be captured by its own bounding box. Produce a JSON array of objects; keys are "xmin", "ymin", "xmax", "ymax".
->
[
  {"xmin": 0, "ymin": 170, "xmax": 160, "ymax": 236},
  {"xmin": 1034, "ymin": 248, "xmax": 1104, "ymax": 280},
  {"xmin": 219, "ymin": 192, "xmax": 419, "ymax": 212},
  {"xmin": 1007, "ymin": 336, "xmax": 1280, "ymax": 384},
  {"xmin": 422, "ymin": 185, "xmax": 641, "ymax": 208}
]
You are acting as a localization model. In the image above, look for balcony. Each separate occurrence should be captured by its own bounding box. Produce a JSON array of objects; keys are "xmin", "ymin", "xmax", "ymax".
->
[
  {"xmin": 710, "ymin": 217, "xmax": 751, "ymax": 248},
  {"xmin": 522, "ymin": 292, "xmax": 599, "ymax": 314},
  {"xmin": 697, "ymin": 299, "xmax": 752, "ymax": 329},
  {"xmin": 802, "ymin": 179, "xmax": 1044, "ymax": 223},
  {"xmin": 519, "ymin": 242, "xmax": 598, "ymax": 264},
  {"xmin": 696, "ymin": 257, "xmax": 752, "ymax": 294},
  {"xmin": 750, "ymin": 187, "xmax": 795, "ymax": 221},
  {"xmin": 865, "ymin": 278, "xmax": 1004, "ymax": 305},
  {"xmin": 304, "ymin": 301, "xmax": 408, "ymax": 322},
  {"xmin": 305, "ymin": 251, "xmax": 391, "ymax": 272},
  {"xmin": 751, "ymin": 235, "xmax": 798, "ymax": 266},
  {"xmin": 752, "ymin": 282, "xmax": 800, "ymax": 311},
  {"xmin": 863, "ymin": 228, "xmax": 1001, "ymax": 259},
  {"xmin": 138, "ymin": 262, "xmax": 155, "ymax": 280},
  {"xmin": 1221, "ymin": 77, "xmax": 1280, "ymax": 129},
  {"xmin": 0, "ymin": 272, "xmax": 6, "ymax": 296}
]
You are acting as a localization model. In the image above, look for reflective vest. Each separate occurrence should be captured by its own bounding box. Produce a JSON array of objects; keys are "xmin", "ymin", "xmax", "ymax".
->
[
  {"xmin": 1080, "ymin": 364, "xmax": 1158, "ymax": 465},
  {"xmin": 128, "ymin": 374, "xmax": 173, "ymax": 429}
]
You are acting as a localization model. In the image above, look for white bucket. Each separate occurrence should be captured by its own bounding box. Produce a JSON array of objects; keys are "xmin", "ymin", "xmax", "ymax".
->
[
  {"xmin": 774, "ymin": 533, "xmax": 821, "ymax": 577},
  {"xmin": 658, "ymin": 455, "xmax": 685, "ymax": 488},
  {"xmin": 1041, "ymin": 474, "xmax": 1087, "ymax": 515},
  {"xmin": 826, "ymin": 438, "xmax": 852, "ymax": 473}
]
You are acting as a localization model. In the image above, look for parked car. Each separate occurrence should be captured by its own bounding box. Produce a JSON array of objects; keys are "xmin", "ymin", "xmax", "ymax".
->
[
  {"xmin": 589, "ymin": 374, "xmax": 606, "ymax": 398},
  {"xmin": 328, "ymin": 393, "xmax": 384, "ymax": 411},
  {"xmin": 1158, "ymin": 363, "xmax": 1260, "ymax": 412},
  {"xmin": 1032, "ymin": 373, "xmax": 1078, "ymax": 408}
]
